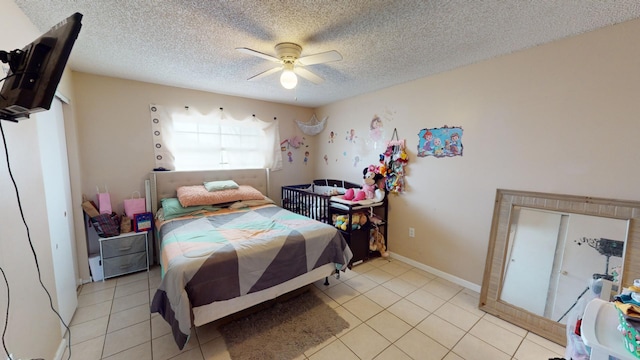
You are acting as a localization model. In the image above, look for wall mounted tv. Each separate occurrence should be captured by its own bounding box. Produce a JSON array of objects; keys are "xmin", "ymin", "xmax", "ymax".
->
[{"xmin": 0, "ymin": 12, "xmax": 82, "ymax": 122}]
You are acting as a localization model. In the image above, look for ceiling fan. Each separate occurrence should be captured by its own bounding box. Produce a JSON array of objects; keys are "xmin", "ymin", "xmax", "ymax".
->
[{"xmin": 236, "ymin": 42, "xmax": 342, "ymax": 89}]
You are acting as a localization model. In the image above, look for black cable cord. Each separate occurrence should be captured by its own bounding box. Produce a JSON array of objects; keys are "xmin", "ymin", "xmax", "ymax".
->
[
  {"xmin": 0, "ymin": 122, "xmax": 71, "ymax": 359},
  {"xmin": 0, "ymin": 266, "xmax": 10, "ymax": 359}
]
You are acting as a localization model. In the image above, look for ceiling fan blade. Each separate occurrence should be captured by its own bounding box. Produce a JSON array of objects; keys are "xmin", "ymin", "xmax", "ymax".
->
[
  {"xmin": 248, "ymin": 66, "xmax": 282, "ymax": 81},
  {"xmin": 298, "ymin": 50, "xmax": 342, "ymax": 66},
  {"xmin": 294, "ymin": 67, "xmax": 324, "ymax": 84},
  {"xmin": 236, "ymin": 47, "xmax": 281, "ymax": 63}
]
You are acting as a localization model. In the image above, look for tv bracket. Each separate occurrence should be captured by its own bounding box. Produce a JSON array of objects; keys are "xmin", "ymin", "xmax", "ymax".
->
[{"xmin": 0, "ymin": 49, "xmax": 25, "ymax": 75}]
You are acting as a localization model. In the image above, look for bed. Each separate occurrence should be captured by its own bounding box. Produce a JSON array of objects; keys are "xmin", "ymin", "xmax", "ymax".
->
[{"xmin": 148, "ymin": 169, "xmax": 353, "ymax": 349}]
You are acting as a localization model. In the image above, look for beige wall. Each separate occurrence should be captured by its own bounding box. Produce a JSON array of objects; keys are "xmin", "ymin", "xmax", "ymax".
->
[
  {"xmin": 0, "ymin": 0, "xmax": 67, "ymax": 358},
  {"xmin": 316, "ymin": 18, "xmax": 640, "ymax": 286},
  {"xmin": 71, "ymin": 73, "xmax": 317, "ymax": 276}
]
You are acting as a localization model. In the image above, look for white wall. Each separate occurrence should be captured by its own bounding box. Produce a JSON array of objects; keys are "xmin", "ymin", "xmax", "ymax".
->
[
  {"xmin": 0, "ymin": 0, "xmax": 68, "ymax": 358},
  {"xmin": 315, "ymin": 18, "xmax": 640, "ymax": 286}
]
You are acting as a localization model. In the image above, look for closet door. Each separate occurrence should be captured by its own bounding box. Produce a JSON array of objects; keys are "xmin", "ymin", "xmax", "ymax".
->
[
  {"xmin": 37, "ymin": 97, "xmax": 78, "ymax": 331},
  {"xmin": 501, "ymin": 208, "xmax": 561, "ymax": 317}
]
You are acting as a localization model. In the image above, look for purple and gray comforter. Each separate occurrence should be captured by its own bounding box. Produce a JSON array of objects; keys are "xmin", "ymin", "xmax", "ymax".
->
[{"xmin": 150, "ymin": 204, "xmax": 352, "ymax": 349}]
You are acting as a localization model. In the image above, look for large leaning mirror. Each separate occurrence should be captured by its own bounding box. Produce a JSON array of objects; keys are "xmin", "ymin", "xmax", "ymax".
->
[{"xmin": 480, "ymin": 189, "xmax": 640, "ymax": 346}]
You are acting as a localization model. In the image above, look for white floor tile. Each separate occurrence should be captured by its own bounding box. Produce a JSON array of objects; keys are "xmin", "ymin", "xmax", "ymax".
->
[
  {"xmin": 80, "ymin": 279, "xmax": 117, "ymax": 296},
  {"xmin": 69, "ymin": 315, "xmax": 108, "ymax": 345},
  {"xmin": 362, "ymin": 268, "xmax": 396, "ymax": 284},
  {"xmin": 452, "ymin": 334, "xmax": 511, "ymax": 360},
  {"xmin": 381, "ymin": 277, "xmax": 418, "ymax": 297},
  {"xmin": 364, "ymin": 285, "xmax": 403, "ymax": 308},
  {"xmin": 340, "ymin": 323, "xmax": 391, "ymax": 360},
  {"xmin": 482, "ymin": 313, "xmax": 528, "ymax": 337},
  {"xmin": 114, "ymin": 278, "xmax": 149, "ymax": 298},
  {"xmin": 372, "ymin": 344, "xmax": 413, "ymax": 360},
  {"xmin": 308, "ymin": 339, "xmax": 360, "ymax": 360},
  {"xmin": 324, "ymin": 282, "xmax": 360, "ymax": 304},
  {"xmin": 64, "ymin": 335, "xmax": 104, "ymax": 360},
  {"xmin": 366, "ymin": 310, "xmax": 412, "ymax": 343},
  {"xmin": 102, "ymin": 342, "xmax": 152, "ymax": 360},
  {"xmin": 524, "ymin": 331, "xmax": 566, "ymax": 354},
  {"xmin": 199, "ymin": 336, "xmax": 231, "ymax": 360},
  {"xmin": 434, "ymin": 302, "xmax": 481, "ymax": 331},
  {"xmin": 343, "ymin": 294, "xmax": 384, "ymax": 321},
  {"xmin": 152, "ymin": 330, "xmax": 199, "ymax": 360},
  {"xmin": 405, "ymin": 287, "xmax": 447, "ymax": 312},
  {"xmin": 77, "ymin": 256, "xmax": 555, "ymax": 360},
  {"xmin": 400, "ymin": 269, "xmax": 433, "ymax": 287},
  {"xmin": 344, "ymin": 274, "xmax": 379, "ymax": 293},
  {"xmin": 387, "ymin": 298, "xmax": 431, "ymax": 326},
  {"xmin": 70, "ymin": 300, "xmax": 112, "ymax": 325},
  {"xmin": 449, "ymin": 289, "xmax": 485, "ymax": 318},
  {"xmin": 443, "ymin": 351, "xmax": 465, "ymax": 360},
  {"xmin": 395, "ymin": 328, "xmax": 449, "ymax": 360},
  {"xmin": 102, "ymin": 321, "xmax": 151, "ymax": 358},
  {"xmin": 77, "ymin": 287, "xmax": 115, "ymax": 308},
  {"xmin": 422, "ymin": 277, "xmax": 463, "ymax": 300},
  {"xmin": 107, "ymin": 303, "xmax": 150, "ymax": 333},
  {"xmin": 513, "ymin": 338, "xmax": 565, "ymax": 360},
  {"xmin": 111, "ymin": 289, "xmax": 149, "ymax": 313},
  {"xmin": 377, "ymin": 260, "xmax": 411, "ymax": 276},
  {"xmin": 416, "ymin": 314, "xmax": 466, "ymax": 349},
  {"xmin": 468, "ymin": 318, "xmax": 524, "ymax": 355}
]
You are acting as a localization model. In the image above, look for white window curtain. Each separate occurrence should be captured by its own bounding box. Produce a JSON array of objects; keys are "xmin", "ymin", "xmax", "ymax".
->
[{"xmin": 149, "ymin": 104, "xmax": 282, "ymax": 171}]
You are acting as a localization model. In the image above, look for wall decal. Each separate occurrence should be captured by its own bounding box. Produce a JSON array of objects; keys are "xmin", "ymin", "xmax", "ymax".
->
[
  {"xmin": 328, "ymin": 131, "xmax": 336, "ymax": 143},
  {"xmin": 417, "ymin": 126, "xmax": 463, "ymax": 158},
  {"xmin": 323, "ymin": 154, "xmax": 328, "ymax": 165},
  {"xmin": 369, "ymin": 115, "xmax": 385, "ymax": 149},
  {"xmin": 304, "ymin": 151, "xmax": 309, "ymax": 166},
  {"xmin": 346, "ymin": 129, "xmax": 357, "ymax": 143}
]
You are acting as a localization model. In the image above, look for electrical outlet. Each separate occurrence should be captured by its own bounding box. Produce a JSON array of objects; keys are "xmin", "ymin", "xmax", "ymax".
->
[{"xmin": 409, "ymin": 227, "xmax": 415, "ymax": 237}]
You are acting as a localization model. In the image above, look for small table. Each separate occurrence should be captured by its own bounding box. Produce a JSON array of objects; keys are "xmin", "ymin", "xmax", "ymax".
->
[{"xmin": 581, "ymin": 298, "xmax": 636, "ymax": 360}]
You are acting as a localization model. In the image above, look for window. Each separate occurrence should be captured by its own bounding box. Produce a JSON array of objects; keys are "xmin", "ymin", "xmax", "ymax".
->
[{"xmin": 150, "ymin": 105, "xmax": 282, "ymax": 171}]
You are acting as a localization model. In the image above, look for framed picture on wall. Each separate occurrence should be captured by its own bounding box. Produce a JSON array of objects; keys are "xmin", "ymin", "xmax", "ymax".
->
[{"xmin": 133, "ymin": 212, "xmax": 153, "ymax": 232}]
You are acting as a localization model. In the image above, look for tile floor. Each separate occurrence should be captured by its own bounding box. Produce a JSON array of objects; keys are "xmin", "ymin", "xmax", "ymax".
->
[{"xmin": 64, "ymin": 257, "xmax": 566, "ymax": 359}]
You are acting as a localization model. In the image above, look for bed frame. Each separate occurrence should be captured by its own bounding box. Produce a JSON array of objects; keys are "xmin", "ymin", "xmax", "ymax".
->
[{"xmin": 148, "ymin": 169, "xmax": 336, "ymax": 327}]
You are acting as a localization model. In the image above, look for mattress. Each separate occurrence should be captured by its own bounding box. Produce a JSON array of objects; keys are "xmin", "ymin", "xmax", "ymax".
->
[{"xmin": 150, "ymin": 204, "xmax": 353, "ymax": 349}]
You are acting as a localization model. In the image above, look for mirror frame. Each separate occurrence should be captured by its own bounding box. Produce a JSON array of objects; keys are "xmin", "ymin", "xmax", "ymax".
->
[{"xmin": 480, "ymin": 189, "xmax": 640, "ymax": 345}]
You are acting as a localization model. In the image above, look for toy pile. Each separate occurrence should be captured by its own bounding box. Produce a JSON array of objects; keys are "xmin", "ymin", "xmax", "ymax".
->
[
  {"xmin": 613, "ymin": 279, "xmax": 640, "ymax": 358},
  {"xmin": 332, "ymin": 212, "xmax": 367, "ymax": 231}
]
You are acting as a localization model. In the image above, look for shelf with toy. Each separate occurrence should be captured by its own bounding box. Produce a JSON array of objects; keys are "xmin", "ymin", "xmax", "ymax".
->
[{"xmin": 329, "ymin": 195, "xmax": 388, "ymax": 266}]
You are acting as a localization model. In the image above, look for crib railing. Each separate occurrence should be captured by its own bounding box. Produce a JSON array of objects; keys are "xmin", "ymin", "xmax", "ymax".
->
[{"xmin": 281, "ymin": 184, "xmax": 331, "ymax": 223}]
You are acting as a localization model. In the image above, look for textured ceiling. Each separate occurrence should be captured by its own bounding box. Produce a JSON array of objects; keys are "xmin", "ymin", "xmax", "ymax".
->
[{"xmin": 12, "ymin": 0, "xmax": 640, "ymax": 108}]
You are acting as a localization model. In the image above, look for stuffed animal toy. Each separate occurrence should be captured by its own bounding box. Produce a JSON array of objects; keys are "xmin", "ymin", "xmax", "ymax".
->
[
  {"xmin": 332, "ymin": 213, "xmax": 368, "ymax": 231},
  {"xmin": 333, "ymin": 214, "xmax": 348, "ymax": 230},
  {"xmin": 343, "ymin": 187, "xmax": 367, "ymax": 201},
  {"xmin": 369, "ymin": 228, "xmax": 389, "ymax": 258},
  {"xmin": 344, "ymin": 168, "xmax": 379, "ymax": 201},
  {"xmin": 361, "ymin": 168, "xmax": 377, "ymax": 199}
]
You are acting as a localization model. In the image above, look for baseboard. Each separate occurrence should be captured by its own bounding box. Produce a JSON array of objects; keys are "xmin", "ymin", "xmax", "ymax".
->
[
  {"xmin": 53, "ymin": 338, "xmax": 66, "ymax": 360},
  {"xmin": 389, "ymin": 252, "xmax": 482, "ymax": 293}
]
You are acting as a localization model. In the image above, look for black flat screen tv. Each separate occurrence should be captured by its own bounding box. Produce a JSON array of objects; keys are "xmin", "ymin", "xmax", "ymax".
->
[{"xmin": 0, "ymin": 12, "xmax": 82, "ymax": 122}]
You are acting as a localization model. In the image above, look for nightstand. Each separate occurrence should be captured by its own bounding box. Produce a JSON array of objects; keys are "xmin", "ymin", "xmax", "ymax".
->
[{"xmin": 99, "ymin": 231, "xmax": 149, "ymax": 280}]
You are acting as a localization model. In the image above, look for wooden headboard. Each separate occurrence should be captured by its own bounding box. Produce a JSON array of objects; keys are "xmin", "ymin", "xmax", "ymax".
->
[{"xmin": 149, "ymin": 169, "xmax": 270, "ymax": 213}]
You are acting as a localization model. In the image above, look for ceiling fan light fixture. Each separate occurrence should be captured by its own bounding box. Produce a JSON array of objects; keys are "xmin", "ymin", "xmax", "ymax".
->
[{"xmin": 280, "ymin": 62, "xmax": 297, "ymax": 89}]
